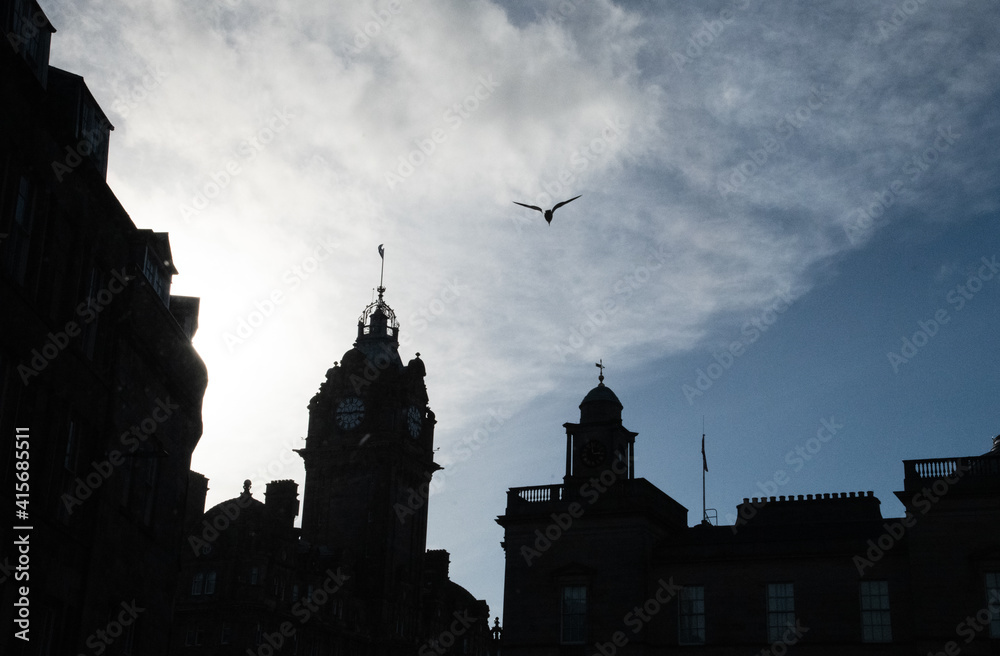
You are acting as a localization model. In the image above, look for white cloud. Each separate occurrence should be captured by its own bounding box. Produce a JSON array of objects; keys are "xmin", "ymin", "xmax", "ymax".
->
[{"xmin": 42, "ymin": 0, "xmax": 1000, "ymax": 618}]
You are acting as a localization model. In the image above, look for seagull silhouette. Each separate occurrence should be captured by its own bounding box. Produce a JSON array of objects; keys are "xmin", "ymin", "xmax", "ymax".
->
[{"xmin": 513, "ymin": 195, "xmax": 581, "ymax": 224}]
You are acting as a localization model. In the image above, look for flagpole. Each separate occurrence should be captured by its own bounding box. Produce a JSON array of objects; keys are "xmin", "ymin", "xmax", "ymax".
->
[{"xmin": 702, "ymin": 417, "xmax": 706, "ymax": 524}]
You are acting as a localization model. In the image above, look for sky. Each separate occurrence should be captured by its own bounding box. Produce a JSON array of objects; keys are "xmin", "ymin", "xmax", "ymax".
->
[{"xmin": 42, "ymin": 0, "xmax": 999, "ymax": 624}]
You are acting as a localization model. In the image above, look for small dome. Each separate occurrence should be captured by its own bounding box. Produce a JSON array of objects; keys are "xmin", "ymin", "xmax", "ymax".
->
[
  {"xmin": 582, "ymin": 383, "xmax": 622, "ymax": 406},
  {"xmin": 579, "ymin": 383, "xmax": 623, "ymax": 424}
]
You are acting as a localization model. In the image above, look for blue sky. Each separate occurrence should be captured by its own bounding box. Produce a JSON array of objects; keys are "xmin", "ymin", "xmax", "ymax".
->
[{"xmin": 44, "ymin": 0, "xmax": 999, "ymax": 624}]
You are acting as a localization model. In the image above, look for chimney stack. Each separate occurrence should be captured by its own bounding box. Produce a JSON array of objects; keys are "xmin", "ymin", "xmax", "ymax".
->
[{"xmin": 265, "ymin": 479, "xmax": 300, "ymax": 528}]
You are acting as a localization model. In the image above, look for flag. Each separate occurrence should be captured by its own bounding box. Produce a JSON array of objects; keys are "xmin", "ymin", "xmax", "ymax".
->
[
  {"xmin": 701, "ymin": 435, "xmax": 708, "ymax": 472},
  {"xmin": 378, "ymin": 244, "xmax": 384, "ymax": 259}
]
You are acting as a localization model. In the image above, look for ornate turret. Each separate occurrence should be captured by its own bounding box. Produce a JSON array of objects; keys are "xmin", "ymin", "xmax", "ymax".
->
[
  {"xmin": 295, "ymin": 251, "xmax": 440, "ymax": 641},
  {"xmin": 563, "ymin": 362, "xmax": 637, "ymax": 482}
]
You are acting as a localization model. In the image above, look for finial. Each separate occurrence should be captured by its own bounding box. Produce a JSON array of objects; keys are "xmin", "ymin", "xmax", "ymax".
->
[
  {"xmin": 243, "ymin": 479, "xmax": 252, "ymax": 495},
  {"xmin": 595, "ymin": 359, "xmax": 605, "ymax": 385}
]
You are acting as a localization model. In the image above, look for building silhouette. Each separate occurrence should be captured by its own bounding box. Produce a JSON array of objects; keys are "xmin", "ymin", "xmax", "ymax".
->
[
  {"xmin": 171, "ymin": 286, "xmax": 493, "ymax": 655},
  {"xmin": 1, "ymin": 1, "xmax": 207, "ymax": 653},
  {"xmin": 497, "ymin": 377, "xmax": 1000, "ymax": 654},
  {"xmin": 6, "ymin": 2, "xmax": 998, "ymax": 654}
]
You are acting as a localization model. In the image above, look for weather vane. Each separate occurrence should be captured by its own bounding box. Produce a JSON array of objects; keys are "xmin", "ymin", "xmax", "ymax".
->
[
  {"xmin": 595, "ymin": 359, "xmax": 605, "ymax": 384},
  {"xmin": 377, "ymin": 243, "xmax": 385, "ymax": 300}
]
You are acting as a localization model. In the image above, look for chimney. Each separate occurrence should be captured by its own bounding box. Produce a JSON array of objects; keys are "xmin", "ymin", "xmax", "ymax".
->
[
  {"xmin": 425, "ymin": 549, "xmax": 450, "ymax": 580},
  {"xmin": 185, "ymin": 471, "xmax": 209, "ymax": 530},
  {"xmin": 265, "ymin": 480, "xmax": 299, "ymax": 528}
]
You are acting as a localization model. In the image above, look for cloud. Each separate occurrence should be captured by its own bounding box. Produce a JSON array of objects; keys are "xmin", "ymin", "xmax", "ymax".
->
[{"xmin": 41, "ymin": 0, "xmax": 1000, "ymax": 615}]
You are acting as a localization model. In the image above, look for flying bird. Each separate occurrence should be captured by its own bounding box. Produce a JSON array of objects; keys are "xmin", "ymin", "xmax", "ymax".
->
[{"xmin": 513, "ymin": 195, "xmax": 581, "ymax": 224}]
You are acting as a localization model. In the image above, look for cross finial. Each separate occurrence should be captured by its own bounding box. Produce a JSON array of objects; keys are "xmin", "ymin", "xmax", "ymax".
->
[{"xmin": 595, "ymin": 359, "xmax": 605, "ymax": 384}]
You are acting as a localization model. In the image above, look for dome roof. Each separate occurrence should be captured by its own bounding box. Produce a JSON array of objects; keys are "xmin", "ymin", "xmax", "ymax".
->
[
  {"xmin": 204, "ymin": 480, "xmax": 264, "ymax": 521},
  {"xmin": 581, "ymin": 383, "xmax": 622, "ymax": 406},
  {"xmin": 579, "ymin": 382, "xmax": 623, "ymax": 424}
]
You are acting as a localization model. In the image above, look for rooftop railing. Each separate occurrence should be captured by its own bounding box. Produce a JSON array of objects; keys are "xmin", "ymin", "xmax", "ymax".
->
[{"xmin": 903, "ymin": 455, "xmax": 1000, "ymax": 488}]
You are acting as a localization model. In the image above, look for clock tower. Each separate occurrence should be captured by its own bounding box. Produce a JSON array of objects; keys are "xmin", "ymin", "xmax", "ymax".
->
[
  {"xmin": 296, "ymin": 283, "xmax": 439, "ymax": 642},
  {"xmin": 563, "ymin": 367, "xmax": 637, "ymax": 483}
]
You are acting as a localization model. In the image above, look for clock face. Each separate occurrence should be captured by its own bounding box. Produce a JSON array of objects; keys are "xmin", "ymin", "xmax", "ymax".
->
[
  {"xmin": 581, "ymin": 440, "xmax": 608, "ymax": 467},
  {"xmin": 336, "ymin": 397, "xmax": 365, "ymax": 429},
  {"xmin": 407, "ymin": 406, "xmax": 422, "ymax": 438}
]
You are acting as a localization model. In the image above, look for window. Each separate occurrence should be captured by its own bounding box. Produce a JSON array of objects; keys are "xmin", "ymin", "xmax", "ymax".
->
[
  {"xmin": 142, "ymin": 246, "xmax": 169, "ymax": 304},
  {"xmin": 221, "ymin": 622, "xmax": 233, "ymax": 644},
  {"xmin": 560, "ymin": 585, "xmax": 586, "ymax": 644},
  {"xmin": 250, "ymin": 566, "xmax": 260, "ymax": 585},
  {"xmin": 80, "ymin": 268, "xmax": 103, "ymax": 360},
  {"xmin": 191, "ymin": 572, "xmax": 204, "ymax": 596},
  {"xmin": 679, "ymin": 585, "xmax": 706, "ymax": 645},
  {"xmin": 5, "ymin": 175, "xmax": 35, "ymax": 285},
  {"xmin": 131, "ymin": 457, "xmax": 158, "ymax": 526},
  {"xmin": 184, "ymin": 627, "xmax": 203, "ymax": 646},
  {"xmin": 987, "ymin": 573, "xmax": 1000, "ymax": 638},
  {"xmin": 63, "ymin": 420, "xmax": 79, "ymax": 472},
  {"xmin": 860, "ymin": 581, "xmax": 892, "ymax": 643},
  {"xmin": 121, "ymin": 621, "xmax": 135, "ymax": 656},
  {"xmin": 204, "ymin": 571, "xmax": 217, "ymax": 596},
  {"xmin": 766, "ymin": 583, "xmax": 795, "ymax": 643}
]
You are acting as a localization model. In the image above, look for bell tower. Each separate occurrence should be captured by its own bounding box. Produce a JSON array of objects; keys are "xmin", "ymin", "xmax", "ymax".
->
[
  {"xmin": 296, "ymin": 275, "xmax": 439, "ymax": 641},
  {"xmin": 563, "ymin": 363, "xmax": 637, "ymax": 483}
]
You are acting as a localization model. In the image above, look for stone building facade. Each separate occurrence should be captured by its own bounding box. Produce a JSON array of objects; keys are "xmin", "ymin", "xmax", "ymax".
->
[
  {"xmin": 0, "ymin": 1, "xmax": 208, "ymax": 653},
  {"xmin": 171, "ymin": 287, "xmax": 493, "ymax": 655},
  {"xmin": 497, "ymin": 379, "xmax": 1000, "ymax": 654}
]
